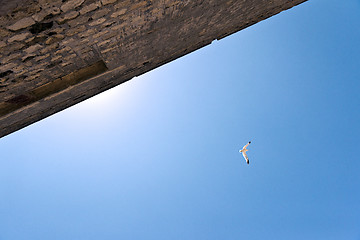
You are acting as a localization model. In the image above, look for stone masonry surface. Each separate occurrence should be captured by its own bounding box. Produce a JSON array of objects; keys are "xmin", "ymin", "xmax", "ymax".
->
[{"xmin": 0, "ymin": 0, "xmax": 308, "ymax": 137}]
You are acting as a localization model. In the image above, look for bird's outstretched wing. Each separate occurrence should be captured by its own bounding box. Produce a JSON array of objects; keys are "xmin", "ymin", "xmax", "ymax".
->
[
  {"xmin": 242, "ymin": 141, "xmax": 251, "ymax": 150},
  {"xmin": 242, "ymin": 152, "xmax": 249, "ymax": 164}
]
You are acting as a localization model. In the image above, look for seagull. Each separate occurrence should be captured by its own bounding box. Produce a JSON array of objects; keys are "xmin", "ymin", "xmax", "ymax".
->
[{"xmin": 239, "ymin": 141, "xmax": 251, "ymax": 164}]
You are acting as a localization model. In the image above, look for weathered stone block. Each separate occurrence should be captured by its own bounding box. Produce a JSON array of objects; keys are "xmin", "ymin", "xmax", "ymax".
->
[
  {"xmin": 114, "ymin": 1, "xmax": 130, "ymax": 9},
  {"xmin": 88, "ymin": 18, "xmax": 106, "ymax": 26},
  {"xmin": 55, "ymin": 46, "xmax": 71, "ymax": 55},
  {"xmin": 61, "ymin": 61, "xmax": 72, "ymax": 67},
  {"xmin": 60, "ymin": 38, "xmax": 76, "ymax": 46},
  {"xmin": 130, "ymin": 1, "xmax": 147, "ymax": 10},
  {"xmin": 91, "ymin": 8, "xmax": 110, "ymax": 19},
  {"xmin": 0, "ymin": 41, "xmax": 6, "ymax": 48},
  {"xmin": 101, "ymin": 0, "xmax": 117, "ymax": 6},
  {"xmin": 32, "ymin": 7, "xmax": 61, "ymax": 22},
  {"xmin": 0, "ymin": 63, "xmax": 17, "ymax": 73},
  {"xmin": 0, "ymin": 53, "xmax": 21, "ymax": 64},
  {"xmin": 80, "ymin": 2, "xmax": 102, "ymax": 15},
  {"xmin": 24, "ymin": 73, "xmax": 41, "ymax": 82},
  {"xmin": 0, "ymin": 28, "xmax": 11, "ymax": 38},
  {"xmin": 32, "ymin": 12, "xmax": 46, "ymax": 22},
  {"xmin": 78, "ymin": 29, "xmax": 97, "ymax": 38},
  {"xmin": 110, "ymin": 23, "xmax": 126, "ymax": 31},
  {"xmin": 66, "ymin": 25, "xmax": 87, "ymax": 37},
  {"xmin": 45, "ymin": 34, "xmax": 65, "ymax": 45},
  {"xmin": 7, "ymin": 17, "xmax": 35, "ymax": 31},
  {"xmin": 50, "ymin": 28, "xmax": 66, "ymax": 35},
  {"xmin": 102, "ymin": 20, "xmax": 116, "ymax": 28},
  {"xmin": 98, "ymin": 39, "xmax": 111, "ymax": 47},
  {"xmin": 6, "ymin": 42, "xmax": 26, "ymax": 53},
  {"xmin": 111, "ymin": 9, "xmax": 127, "ymax": 18},
  {"xmin": 8, "ymin": 33, "xmax": 31, "ymax": 43},
  {"xmin": 67, "ymin": 16, "xmax": 89, "ymax": 27},
  {"xmin": 51, "ymin": 55, "xmax": 62, "ymax": 62},
  {"xmin": 13, "ymin": 68, "xmax": 27, "ymax": 76},
  {"xmin": 80, "ymin": 38, "xmax": 90, "ymax": 44},
  {"xmin": 38, "ymin": 0, "xmax": 63, "ymax": 8},
  {"xmin": 22, "ymin": 54, "xmax": 36, "ymax": 62},
  {"xmin": 61, "ymin": 0, "xmax": 86, "ymax": 13},
  {"xmin": 34, "ymin": 54, "xmax": 51, "ymax": 62},
  {"xmin": 56, "ymin": 11, "xmax": 80, "ymax": 24},
  {"xmin": 102, "ymin": 31, "xmax": 118, "ymax": 40},
  {"xmin": 24, "ymin": 44, "xmax": 42, "ymax": 54},
  {"xmin": 91, "ymin": 30, "xmax": 109, "ymax": 39},
  {"xmin": 62, "ymin": 54, "xmax": 77, "ymax": 61},
  {"xmin": 39, "ymin": 43, "xmax": 59, "ymax": 54}
]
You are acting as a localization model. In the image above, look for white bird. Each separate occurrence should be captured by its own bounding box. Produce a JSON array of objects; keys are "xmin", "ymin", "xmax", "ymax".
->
[{"xmin": 239, "ymin": 141, "xmax": 251, "ymax": 164}]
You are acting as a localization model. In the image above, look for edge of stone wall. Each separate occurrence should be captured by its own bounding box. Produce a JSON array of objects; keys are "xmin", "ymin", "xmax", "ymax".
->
[{"xmin": 0, "ymin": 0, "xmax": 308, "ymax": 138}]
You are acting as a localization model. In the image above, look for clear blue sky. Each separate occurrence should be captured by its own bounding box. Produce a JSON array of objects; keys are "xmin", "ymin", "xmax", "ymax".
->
[{"xmin": 1, "ymin": 0, "xmax": 360, "ymax": 239}]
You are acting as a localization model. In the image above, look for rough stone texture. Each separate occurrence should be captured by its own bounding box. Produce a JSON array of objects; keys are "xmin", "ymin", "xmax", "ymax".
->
[
  {"xmin": 32, "ymin": 7, "xmax": 61, "ymax": 22},
  {"xmin": 60, "ymin": 0, "xmax": 86, "ymax": 13},
  {"xmin": 7, "ymin": 17, "xmax": 36, "ymax": 31},
  {"xmin": 23, "ymin": 43, "xmax": 42, "ymax": 54},
  {"xmin": 0, "ymin": 0, "xmax": 308, "ymax": 138},
  {"xmin": 56, "ymin": 11, "xmax": 80, "ymax": 24},
  {"xmin": 100, "ymin": 0, "xmax": 117, "ymax": 6},
  {"xmin": 8, "ymin": 32, "xmax": 30, "ymax": 42},
  {"xmin": 79, "ymin": 2, "xmax": 101, "ymax": 15},
  {"xmin": 0, "ymin": 40, "xmax": 7, "ymax": 48}
]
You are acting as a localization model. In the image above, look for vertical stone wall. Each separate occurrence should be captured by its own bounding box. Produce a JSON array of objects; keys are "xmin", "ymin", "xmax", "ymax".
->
[{"xmin": 0, "ymin": 0, "xmax": 308, "ymax": 137}]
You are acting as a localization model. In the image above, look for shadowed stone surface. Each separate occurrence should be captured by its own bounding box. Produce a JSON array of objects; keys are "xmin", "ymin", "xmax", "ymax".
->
[{"xmin": 0, "ymin": 0, "xmax": 308, "ymax": 138}]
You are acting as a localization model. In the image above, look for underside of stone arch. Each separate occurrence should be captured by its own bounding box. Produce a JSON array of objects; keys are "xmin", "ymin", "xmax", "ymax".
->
[{"xmin": 0, "ymin": 0, "xmax": 307, "ymax": 138}]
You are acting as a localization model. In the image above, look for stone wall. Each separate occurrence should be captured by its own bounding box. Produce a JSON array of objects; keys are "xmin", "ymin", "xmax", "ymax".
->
[{"xmin": 0, "ymin": 0, "xmax": 307, "ymax": 137}]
